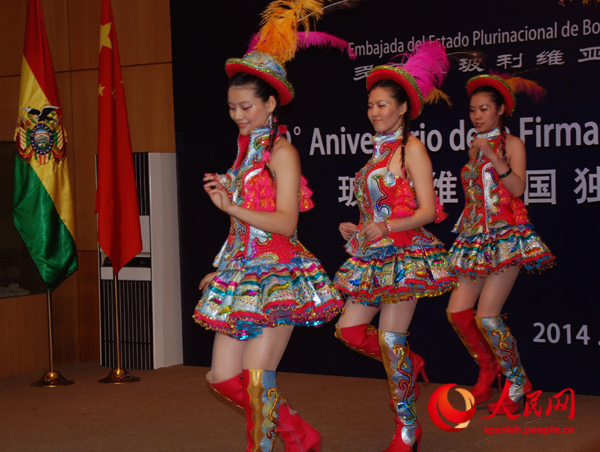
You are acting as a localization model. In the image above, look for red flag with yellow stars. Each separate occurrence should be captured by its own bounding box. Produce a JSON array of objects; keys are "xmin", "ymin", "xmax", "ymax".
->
[{"xmin": 96, "ymin": 0, "xmax": 142, "ymax": 275}]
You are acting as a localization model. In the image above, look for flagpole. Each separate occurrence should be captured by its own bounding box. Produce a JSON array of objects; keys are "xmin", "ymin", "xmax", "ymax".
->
[
  {"xmin": 99, "ymin": 271, "xmax": 139, "ymax": 384},
  {"xmin": 31, "ymin": 289, "xmax": 74, "ymax": 387}
]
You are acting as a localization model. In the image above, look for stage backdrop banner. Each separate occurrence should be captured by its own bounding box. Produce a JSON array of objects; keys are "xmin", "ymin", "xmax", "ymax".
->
[{"xmin": 171, "ymin": 0, "xmax": 600, "ymax": 396}]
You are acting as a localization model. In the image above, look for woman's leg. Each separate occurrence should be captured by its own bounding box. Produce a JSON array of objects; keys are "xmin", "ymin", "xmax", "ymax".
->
[
  {"xmin": 242, "ymin": 325, "xmax": 294, "ymax": 371},
  {"xmin": 447, "ymin": 275, "xmax": 484, "ymax": 314},
  {"xmin": 210, "ymin": 332, "xmax": 247, "ymax": 381},
  {"xmin": 206, "ymin": 333, "xmax": 247, "ymax": 407},
  {"xmin": 378, "ymin": 300, "xmax": 421, "ymax": 451},
  {"xmin": 446, "ymin": 275, "xmax": 501, "ymax": 404},
  {"xmin": 475, "ymin": 266, "xmax": 532, "ymax": 414},
  {"xmin": 446, "ymin": 278, "xmax": 501, "ymax": 404},
  {"xmin": 378, "ymin": 299, "xmax": 417, "ymax": 333},
  {"xmin": 241, "ymin": 326, "xmax": 320, "ymax": 452},
  {"xmin": 475, "ymin": 265, "xmax": 519, "ymax": 317}
]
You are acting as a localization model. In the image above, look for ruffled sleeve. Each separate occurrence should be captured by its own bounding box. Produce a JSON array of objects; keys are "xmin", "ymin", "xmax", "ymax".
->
[
  {"xmin": 389, "ymin": 180, "xmax": 417, "ymax": 219},
  {"xmin": 241, "ymin": 172, "xmax": 314, "ymax": 212},
  {"xmin": 433, "ymin": 193, "xmax": 448, "ymax": 223},
  {"xmin": 299, "ymin": 175, "xmax": 314, "ymax": 212},
  {"xmin": 387, "ymin": 178, "xmax": 447, "ymax": 223}
]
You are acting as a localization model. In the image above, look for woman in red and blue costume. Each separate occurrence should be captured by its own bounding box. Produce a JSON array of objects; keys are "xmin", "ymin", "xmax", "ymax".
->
[
  {"xmin": 333, "ymin": 42, "xmax": 456, "ymax": 452},
  {"xmin": 194, "ymin": 49, "xmax": 343, "ymax": 452},
  {"xmin": 446, "ymin": 73, "xmax": 555, "ymax": 416}
]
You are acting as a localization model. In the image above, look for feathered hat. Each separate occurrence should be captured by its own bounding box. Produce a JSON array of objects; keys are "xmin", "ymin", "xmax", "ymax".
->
[
  {"xmin": 225, "ymin": 0, "xmax": 355, "ymax": 105},
  {"xmin": 366, "ymin": 41, "xmax": 450, "ymax": 120},
  {"xmin": 466, "ymin": 73, "xmax": 546, "ymax": 116}
]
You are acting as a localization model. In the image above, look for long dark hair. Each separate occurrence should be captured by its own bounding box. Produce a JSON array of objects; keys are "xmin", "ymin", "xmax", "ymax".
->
[
  {"xmin": 470, "ymin": 85, "xmax": 507, "ymax": 158},
  {"xmin": 228, "ymin": 72, "xmax": 281, "ymax": 154}
]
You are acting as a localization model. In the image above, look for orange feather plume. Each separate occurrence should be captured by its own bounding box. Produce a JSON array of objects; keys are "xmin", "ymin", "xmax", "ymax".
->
[
  {"xmin": 426, "ymin": 88, "xmax": 452, "ymax": 107},
  {"xmin": 505, "ymin": 76, "xmax": 546, "ymax": 103},
  {"xmin": 255, "ymin": 0, "xmax": 326, "ymax": 64}
]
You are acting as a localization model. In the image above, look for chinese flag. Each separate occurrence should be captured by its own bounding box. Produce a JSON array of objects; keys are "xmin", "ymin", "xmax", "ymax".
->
[{"xmin": 96, "ymin": 0, "xmax": 142, "ymax": 275}]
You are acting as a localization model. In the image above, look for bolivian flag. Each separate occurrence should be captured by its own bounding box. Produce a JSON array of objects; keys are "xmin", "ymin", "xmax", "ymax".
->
[{"xmin": 13, "ymin": 0, "xmax": 77, "ymax": 291}]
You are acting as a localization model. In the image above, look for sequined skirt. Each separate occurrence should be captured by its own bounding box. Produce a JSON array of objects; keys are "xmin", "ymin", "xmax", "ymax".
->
[
  {"xmin": 333, "ymin": 243, "xmax": 456, "ymax": 306},
  {"xmin": 193, "ymin": 257, "xmax": 343, "ymax": 340},
  {"xmin": 449, "ymin": 224, "xmax": 555, "ymax": 280}
]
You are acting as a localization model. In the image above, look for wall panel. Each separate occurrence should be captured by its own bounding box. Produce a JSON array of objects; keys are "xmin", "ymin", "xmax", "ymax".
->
[
  {"xmin": 0, "ymin": 1, "xmax": 26, "ymax": 77},
  {"xmin": 112, "ymin": 0, "xmax": 172, "ymax": 66},
  {"xmin": 123, "ymin": 63, "xmax": 176, "ymax": 154},
  {"xmin": 67, "ymin": 0, "xmax": 102, "ymax": 71},
  {"xmin": 77, "ymin": 250, "xmax": 100, "ymax": 362},
  {"xmin": 70, "ymin": 69, "xmax": 99, "ymax": 251},
  {"xmin": 0, "ymin": 294, "xmax": 49, "ymax": 378},
  {"xmin": 0, "ymin": 76, "xmax": 20, "ymax": 141},
  {"xmin": 40, "ymin": 0, "xmax": 70, "ymax": 73}
]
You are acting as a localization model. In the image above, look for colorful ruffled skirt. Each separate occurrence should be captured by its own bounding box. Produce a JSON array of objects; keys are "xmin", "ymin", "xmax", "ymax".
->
[
  {"xmin": 333, "ymin": 243, "xmax": 457, "ymax": 306},
  {"xmin": 449, "ymin": 224, "xmax": 555, "ymax": 280},
  {"xmin": 194, "ymin": 257, "xmax": 343, "ymax": 340}
]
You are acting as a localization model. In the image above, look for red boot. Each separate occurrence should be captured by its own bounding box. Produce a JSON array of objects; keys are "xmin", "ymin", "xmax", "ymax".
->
[
  {"xmin": 488, "ymin": 380, "xmax": 533, "ymax": 415},
  {"xmin": 206, "ymin": 371, "xmax": 243, "ymax": 407},
  {"xmin": 379, "ymin": 330, "xmax": 421, "ymax": 452},
  {"xmin": 278, "ymin": 402, "xmax": 321, "ymax": 452},
  {"xmin": 476, "ymin": 316, "xmax": 533, "ymax": 415},
  {"xmin": 242, "ymin": 369, "xmax": 321, "ymax": 452},
  {"xmin": 384, "ymin": 418, "xmax": 422, "ymax": 452},
  {"xmin": 336, "ymin": 324, "xmax": 428, "ymax": 399},
  {"xmin": 335, "ymin": 323, "xmax": 381, "ymax": 360},
  {"xmin": 447, "ymin": 309, "xmax": 501, "ymax": 404}
]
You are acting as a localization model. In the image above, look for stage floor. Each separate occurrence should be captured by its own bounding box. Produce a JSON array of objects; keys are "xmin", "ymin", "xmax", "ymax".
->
[{"xmin": 0, "ymin": 362, "xmax": 598, "ymax": 451}]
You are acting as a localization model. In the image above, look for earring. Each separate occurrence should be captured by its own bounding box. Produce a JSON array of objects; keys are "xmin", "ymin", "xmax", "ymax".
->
[{"xmin": 268, "ymin": 114, "xmax": 273, "ymax": 128}]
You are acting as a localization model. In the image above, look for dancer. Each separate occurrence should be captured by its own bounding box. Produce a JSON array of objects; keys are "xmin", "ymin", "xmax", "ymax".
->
[
  {"xmin": 446, "ymin": 73, "xmax": 555, "ymax": 414},
  {"xmin": 193, "ymin": 2, "xmax": 353, "ymax": 451},
  {"xmin": 333, "ymin": 42, "xmax": 456, "ymax": 451}
]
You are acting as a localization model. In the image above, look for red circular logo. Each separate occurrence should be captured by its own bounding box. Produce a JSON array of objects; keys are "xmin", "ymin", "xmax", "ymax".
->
[{"xmin": 427, "ymin": 384, "xmax": 476, "ymax": 432}]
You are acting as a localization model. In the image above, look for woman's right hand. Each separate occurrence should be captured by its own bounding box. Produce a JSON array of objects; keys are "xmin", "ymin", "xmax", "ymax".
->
[
  {"xmin": 199, "ymin": 272, "xmax": 217, "ymax": 292},
  {"xmin": 471, "ymin": 136, "xmax": 497, "ymax": 161},
  {"xmin": 203, "ymin": 173, "xmax": 233, "ymax": 213},
  {"xmin": 339, "ymin": 222, "xmax": 358, "ymax": 241}
]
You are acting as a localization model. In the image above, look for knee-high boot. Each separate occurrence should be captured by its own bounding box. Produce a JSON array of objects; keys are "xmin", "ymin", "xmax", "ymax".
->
[
  {"xmin": 242, "ymin": 369, "xmax": 321, "ymax": 452},
  {"xmin": 476, "ymin": 316, "xmax": 532, "ymax": 414},
  {"xmin": 335, "ymin": 324, "xmax": 429, "ymax": 399},
  {"xmin": 378, "ymin": 330, "xmax": 422, "ymax": 452},
  {"xmin": 206, "ymin": 371, "xmax": 243, "ymax": 407},
  {"xmin": 335, "ymin": 323, "xmax": 382, "ymax": 360},
  {"xmin": 447, "ymin": 309, "xmax": 501, "ymax": 404}
]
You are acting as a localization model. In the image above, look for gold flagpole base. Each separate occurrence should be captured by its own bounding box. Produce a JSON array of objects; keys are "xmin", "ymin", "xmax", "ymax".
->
[
  {"xmin": 31, "ymin": 371, "xmax": 74, "ymax": 387},
  {"xmin": 98, "ymin": 368, "xmax": 140, "ymax": 384}
]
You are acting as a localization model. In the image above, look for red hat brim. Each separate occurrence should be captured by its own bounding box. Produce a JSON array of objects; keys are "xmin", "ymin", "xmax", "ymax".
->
[
  {"xmin": 225, "ymin": 60, "xmax": 294, "ymax": 106},
  {"xmin": 367, "ymin": 66, "xmax": 423, "ymax": 120},
  {"xmin": 466, "ymin": 75, "xmax": 516, "ymax": 116}
]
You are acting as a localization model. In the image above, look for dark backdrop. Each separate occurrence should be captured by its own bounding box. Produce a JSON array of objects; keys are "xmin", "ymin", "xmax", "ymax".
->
[{"xmin": 171, "ymin": 0, "xmax": 600, "ymax": 395}]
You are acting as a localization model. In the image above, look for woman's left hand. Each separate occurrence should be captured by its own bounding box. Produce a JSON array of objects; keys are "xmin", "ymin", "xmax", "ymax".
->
[
  {"xmin": 361, "ymin": 221, "xmax": 387, "ymax": 241},
  {"xmin": 199, "ymin": 272, "xmax": 217, "ymax": 292}
]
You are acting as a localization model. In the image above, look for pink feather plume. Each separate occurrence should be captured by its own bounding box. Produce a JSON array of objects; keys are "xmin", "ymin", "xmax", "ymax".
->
[
  {"xmin": 401, "ymin": 41, "xmax": 449, "ymax": 100},
  {"xmin": 248, "ymin": 33, "xmax": 261, "ymax": 53},
  {"xmin": 248, "ymin": 31, "xmax": 355, "ymax": 59},
  {"xmin": 296, "ymin": 31, "xmax": 356, "ymax": 59}
]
